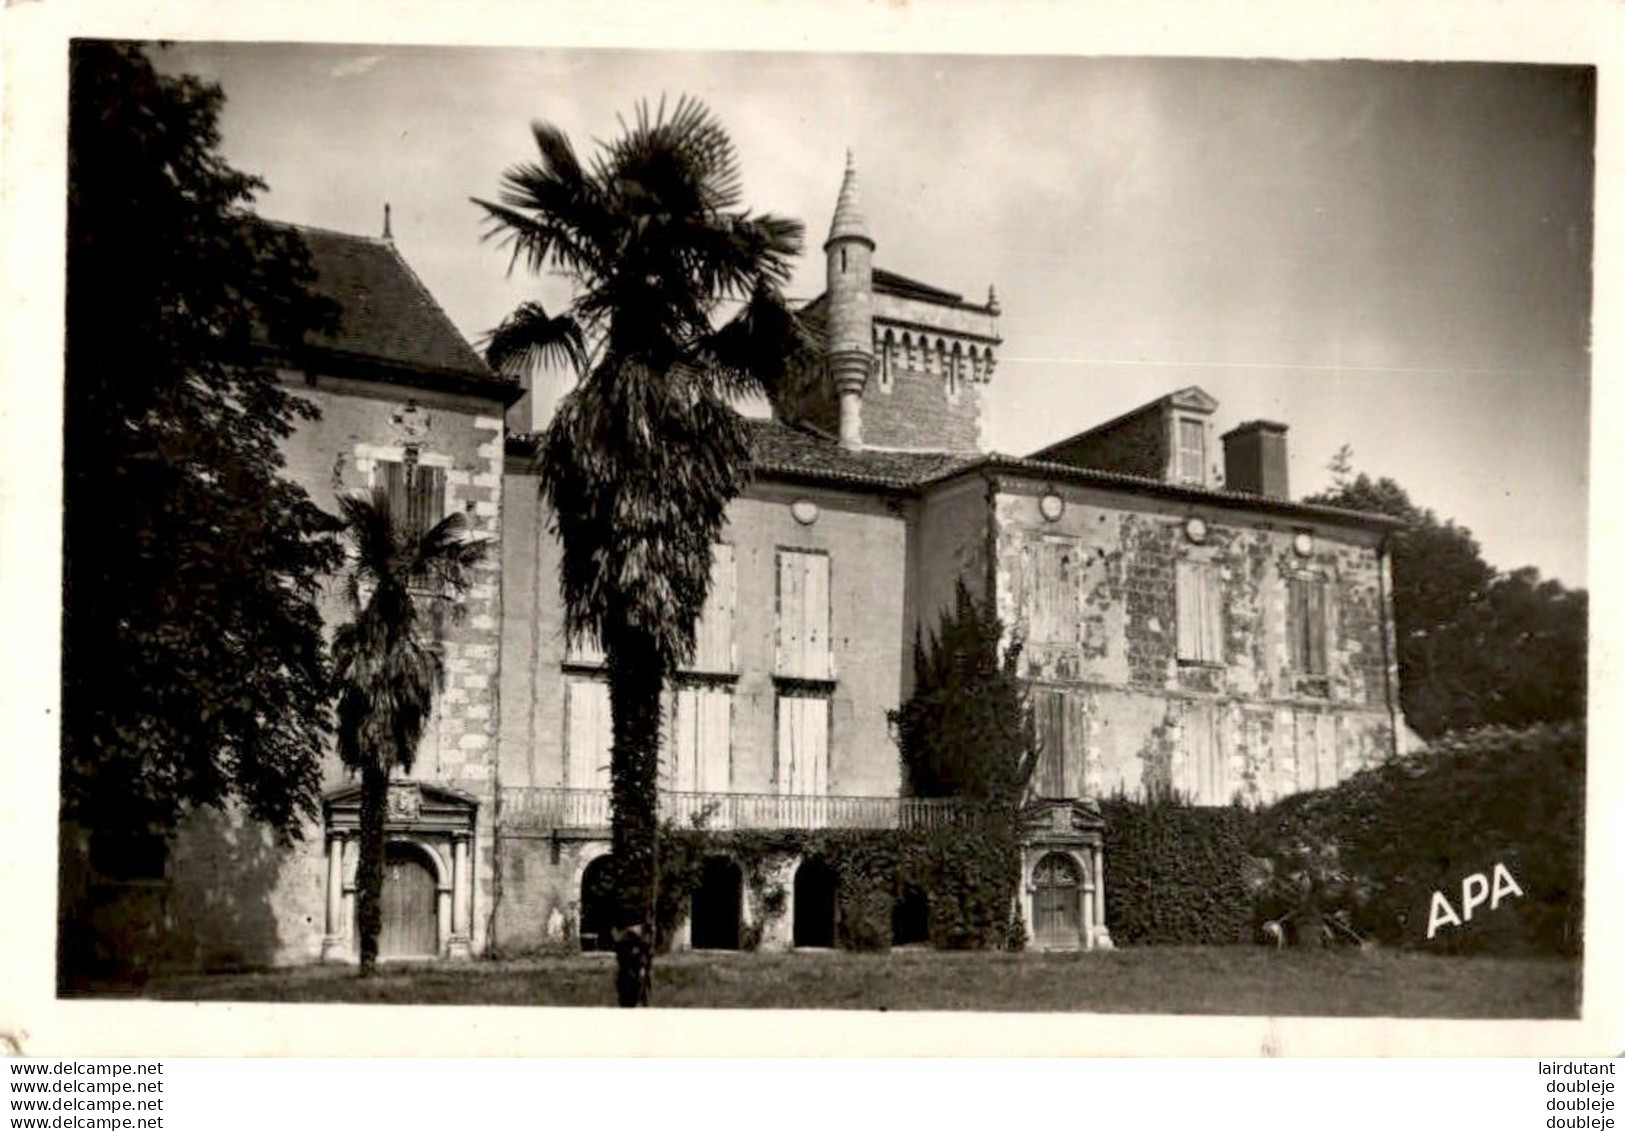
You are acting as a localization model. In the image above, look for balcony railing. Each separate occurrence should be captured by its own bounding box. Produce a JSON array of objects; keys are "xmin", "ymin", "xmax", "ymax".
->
[{"xmin": 497, "ymin": 787, "xmax": 984, "ymax": 833}]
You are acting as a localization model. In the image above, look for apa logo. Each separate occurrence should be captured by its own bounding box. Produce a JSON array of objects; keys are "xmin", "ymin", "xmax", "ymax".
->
[{"xmin": 1426, "ymin": 863, "xmax": 1524, "ymax": 940}]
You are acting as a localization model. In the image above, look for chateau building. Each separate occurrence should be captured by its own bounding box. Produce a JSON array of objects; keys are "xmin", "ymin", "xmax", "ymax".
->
[{"xmin": 68, "ymin": 158, "xmax": 1405, "ymax": 971}]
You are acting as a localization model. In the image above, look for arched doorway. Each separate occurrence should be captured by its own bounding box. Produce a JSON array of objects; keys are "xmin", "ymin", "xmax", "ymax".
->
[
  {"xmin": 792, "ymin": 857, "xmax": 838, "ymax": 948},
  {"xmin": 579, "ymin": 854, "xmax": 616, "ymax": 953},
  {"xmin": 380, "ymin": 842, "xmax": 439, "ymax": 958},
  {"xmin": 1032, "ymin": 852, "xmax": 1084, "ymax": 950},
  {"xmin": 690, "ymin": 857, "xmax": 742, "ymax": 950},
  {"xmin": 891, "ymin": 884, "xmax": 930, "ymax": 947}
]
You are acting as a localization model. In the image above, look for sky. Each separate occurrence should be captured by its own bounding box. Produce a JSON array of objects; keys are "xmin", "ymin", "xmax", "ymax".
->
[{"xmin": 157, "ymin": 44, "xmax": 1595, "ymax": 587}]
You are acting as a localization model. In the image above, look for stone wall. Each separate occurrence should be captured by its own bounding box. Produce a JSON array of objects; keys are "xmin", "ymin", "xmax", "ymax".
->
[
  {"xmin": 990, "ymin": 478, "xmax": 1399, "ymax": 804},
  {"xmin": 148, "ymin": 375, "xmax": 508, "ymax": 967}
]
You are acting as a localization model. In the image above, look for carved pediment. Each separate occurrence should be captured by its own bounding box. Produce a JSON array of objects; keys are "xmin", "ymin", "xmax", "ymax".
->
[
  {"xmin": 323, "ymin": 781, "xmax": 477, "ymax": 834},
  {"xmin": 1020, "ymin": 798, "xmax": 1105, "ymax": 846}
]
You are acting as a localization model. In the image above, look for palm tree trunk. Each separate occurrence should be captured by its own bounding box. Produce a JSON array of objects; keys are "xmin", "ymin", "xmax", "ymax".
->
[
  {"xmin": 608, "ymin": 633, "xmax": 663, "ymax": 1007},
  {"xmin": 356, "ymin": 762, "xmax": 388, "ymax": 976}
]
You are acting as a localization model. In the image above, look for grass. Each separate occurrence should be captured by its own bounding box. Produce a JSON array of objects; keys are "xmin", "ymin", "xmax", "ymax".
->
[{"xmin": 130, "ymin": 946, "xmax": 1580, "ymax": 1017}]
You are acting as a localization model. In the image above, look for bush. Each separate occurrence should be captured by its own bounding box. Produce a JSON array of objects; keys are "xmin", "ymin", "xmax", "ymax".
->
[{"xmin": 1252, "ymin": 722, "xmax": 1583, "ymax": 956}]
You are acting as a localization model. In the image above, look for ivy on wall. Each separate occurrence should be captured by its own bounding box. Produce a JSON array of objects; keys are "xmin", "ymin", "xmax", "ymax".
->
[{"xmin": 652, "ymin": 815, "xmax": 1021, "ymax": 953}]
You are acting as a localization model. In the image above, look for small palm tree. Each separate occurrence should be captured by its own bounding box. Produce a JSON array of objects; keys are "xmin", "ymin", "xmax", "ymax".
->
[
  {"xmin": 476, "ymin": 96, "xmax": 808, "ymax": 1005},
  {"xmin": 332, "ymin": 487, "xmax": 487, "ymax": 975}
]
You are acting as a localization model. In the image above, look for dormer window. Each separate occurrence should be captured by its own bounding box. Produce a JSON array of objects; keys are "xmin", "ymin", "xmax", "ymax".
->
[{"xmin": 1176, "ymin": 418, "xmax": 1206, "ymax": 486}]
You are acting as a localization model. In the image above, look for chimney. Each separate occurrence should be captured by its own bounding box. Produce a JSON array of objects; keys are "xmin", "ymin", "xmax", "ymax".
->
[{"xmin": 1221, "ymin": 420, "xmax": 1290, "ymax": 499}]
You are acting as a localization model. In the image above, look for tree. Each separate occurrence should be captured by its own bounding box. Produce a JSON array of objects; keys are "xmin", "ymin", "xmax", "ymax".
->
[
  {"xmin": 889, "ymin": 583, "xmax": 1037, "ymax": 949},
  {"xmin": 891, "ymin": 582, "xmax": 1038, "ymax": 804},
  {"xmin": 1307, "ymin": 461, "xmax": 1586, "ymax": 737},
  {"xmin": 330, "ymin": 489, "xmax": 487, "ymax": 975},
  {"xmin": 62, "ymin": 42, "xmax": 341, "ymax": 848},
  {"xmin": 475, "ymin": 97, "xmax": 807, "ymax": 1005}
]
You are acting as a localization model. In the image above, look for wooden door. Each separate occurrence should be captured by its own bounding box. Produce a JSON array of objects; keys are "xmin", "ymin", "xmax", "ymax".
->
[
  {"xmin": 380, "ymin": 844, "xmax": 438, "ymax": 958},
  {"xmin": 1032, "ymin": 853, "xmax": 1083, "ymax": 950}
]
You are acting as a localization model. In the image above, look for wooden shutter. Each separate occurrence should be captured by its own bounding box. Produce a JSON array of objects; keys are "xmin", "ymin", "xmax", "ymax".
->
[
  {"xmin": 1185, "ymin": 704, "xmax": 1220, "ymax": 804},
  {"xmin": 776, "ymin": 551, "xmax": 831, "ymax": 678},
  {"xmin": 1033, "ymin": 689, "xmax": 1067, "ymax": 798},
  {"xmin": 566, "ymin": 678, "xmax": 612, "ymax": 790},
  {"xmin": 1289, "ymin": 577, "xmax": 1329, "ymax": 676},
  {"xmin": 381, "ymin": 460, "xmax": 410, "ymax": 522},
  {"xmin": 776, "ymin": 695, "xmax": 829, "ymax": 797},
  {"xmin": 410, "ymin": 465, "xmax": 446, "ymax": 537},
  {"xmin": 1178, "ymin": 561, "xmax": 1223, "ymax": 663},
  {"xmin": 1027, "ymin": 539, "xmax": 1078, "ymax": 645},
  {"xmin": 671, "ymin": 686, "xmax": 731, "ymax": 793},
  {"xmin": 1177, "ymin": 418, "xmax": 1206, "ymax": 484},
  {"xmin": 693, "ymin": 544, "xmax": 736, "ymax": 673}
]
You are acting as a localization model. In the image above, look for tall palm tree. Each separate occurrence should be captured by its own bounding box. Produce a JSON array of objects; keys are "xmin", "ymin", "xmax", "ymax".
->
[
  {"xmin": 332, "ymin": 487, "xmax": 487, "ymax": 975},
  {"xmin": 476, "ymin": 96, "xmax": 808, "ymax": 1005}
]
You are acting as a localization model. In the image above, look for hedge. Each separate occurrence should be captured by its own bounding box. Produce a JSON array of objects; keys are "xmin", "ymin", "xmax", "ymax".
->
[{"xmin": 1098, "ymin": 793, "xmax": 1257, "ymax": 946}]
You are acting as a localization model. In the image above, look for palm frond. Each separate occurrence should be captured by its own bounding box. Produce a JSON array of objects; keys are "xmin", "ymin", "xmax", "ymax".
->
[
  {"xmin": 698, "ymin": 285, "xmax": 816, "ymax": 401},
  {"xmin": 483, "ymin": 301, "xmax": 587, "ymax": 379}
]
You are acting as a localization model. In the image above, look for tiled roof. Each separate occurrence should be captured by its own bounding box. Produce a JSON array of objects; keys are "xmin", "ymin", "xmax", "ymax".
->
[
  {"xmin": 509, "ymin": 419, "xmax": 1400, "ymax": 528},
  {"xmin": 273, "ymin": 223, "xmax": 514, "ymax": 396},
  {"xmin": 745, "ymin": 419, "xmax": 979, "ymax": 489}
]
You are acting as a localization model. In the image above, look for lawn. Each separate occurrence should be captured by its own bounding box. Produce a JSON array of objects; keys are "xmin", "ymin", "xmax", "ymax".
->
[{"xmin": 134, "ymin": 946, "xmax": 1580, "ymax": 1017}]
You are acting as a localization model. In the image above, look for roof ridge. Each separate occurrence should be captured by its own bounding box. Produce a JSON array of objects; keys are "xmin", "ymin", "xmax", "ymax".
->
[{"xmin": 262, "ymin": 217, "xmax": 393, "ymax": 244}]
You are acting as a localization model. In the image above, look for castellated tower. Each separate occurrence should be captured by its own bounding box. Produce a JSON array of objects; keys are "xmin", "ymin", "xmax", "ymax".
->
[{"xmin": 775, "ymin": 154, "xmax": 1002, "ymax": 454}]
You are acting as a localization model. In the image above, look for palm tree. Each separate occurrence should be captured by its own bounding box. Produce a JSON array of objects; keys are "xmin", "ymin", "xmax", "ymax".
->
[
  {"xmin": 476, "ymin": 97, "xmax": 808, "ymax": 1005},
  {"xmin": 332, "ymin": 487, "xmax": 487, "ymax": 975}
]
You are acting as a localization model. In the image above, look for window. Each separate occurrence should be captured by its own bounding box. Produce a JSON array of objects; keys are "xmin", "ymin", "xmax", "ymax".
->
[
  {"xmin": 1175, "ymin": 418, "xmax": 1206, "ymax": 485},
  {"xmin": 565, "ymin": 676, "xmax": 612, "ymax": 790},
  {"xmin": 1176, "ymin": 560, "xmax": 1224, "ymax": 664},
  {"xmin": 1023, "ymin": 537, "xmax": 1079, "ymax": 645},
  {"xmin": 775, "ymin": 695, "xmax": 829, "ymax": 796},
  {"xmin": 1288, "ymin": 576, "xmax": 1330, "ymax": 677},
  {"xmin": 1032, "ymin": 688, "xmax": 1070, "ymax": 799},
  {"xmin": 689, "ymin": 544, "xmax": 736, "ymax": 674},
  {"xmin": 669, "ymin": 686, "xmax": 732, "ymax": 794},
  {"xmin": 775, "ymin": 550, "xmax": 832, "ymax": 679},
  {"xmin": 377, "ymin": 459, "xmax": 446, "ymax": 538}
]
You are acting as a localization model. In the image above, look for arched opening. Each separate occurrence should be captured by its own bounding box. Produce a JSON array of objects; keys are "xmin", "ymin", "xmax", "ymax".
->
[
  {"xmin": 891, "ymin": 884, "xmax": 930, "ymax": 947},
  {"xmin": 1032, "ymin": 852, "xmax": 1084, "ymax": 950},
  {"xmin": 690, "ymin": 856, "xmax": 743, "ymax": 950},
  {"xmin": 380, "ymin": 842, "xmax": 439, "ymax": 959},
  {"xmin": 579, "ymin": 854, "xmax": 616, "ymax": 953},
  {"xmin": 792, "ymin": 856, "xmax": 838, "ymax": 948}
]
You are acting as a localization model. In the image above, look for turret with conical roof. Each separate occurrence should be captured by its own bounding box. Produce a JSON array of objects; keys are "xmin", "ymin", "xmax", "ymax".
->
[{"xmin": 824, "ymin": 151, "xmax": 875, "ymax": 449}]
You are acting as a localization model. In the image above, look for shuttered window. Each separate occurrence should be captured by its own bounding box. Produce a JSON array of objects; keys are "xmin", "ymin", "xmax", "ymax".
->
[
  {"xmin": 1176, "ymin": 418, "xmax": 1206, "ymax": 484},
  {"xmin": 1024, "ymin": 538, "xmax": 1079, "ymax": 644},
  {"xmin": 378, "ymin": 459, "xmax": 446, "ymax": 539},
  {"xmin": 670, "ymin": 686, "xmax": 732, "ymax": 794},
  {"xmin": 690, "ymin": 544, "xmax": 736, "ymax": 673},
  {"xmin": 1176, "ymin": 560, "xmax": 1224, "ymax": 663},
  {"xmin": 565, "ymin": 677, "xmax": 612, "ymax": 790},
  {"xmin": 1294, "ymin": 711, "xmax": 1339, "ymax": 792},
  {"xmin": 775, "ymin": 695, "xmax": 829, "ymax": 796},
  {"xmin": 1184, "ymin": 704, "xmax": 1227, "ymax": 805},
  {"xmin": 1032, "ymin": 688, "xmax": 1069, "ymax": 798},
  {"xmin": 775, "ymin": 550, "xmax": 832, "ymax": 679},
  {"xmin": 1288, "ymin": 576, "xmax": 1330, "ymax": 676}
]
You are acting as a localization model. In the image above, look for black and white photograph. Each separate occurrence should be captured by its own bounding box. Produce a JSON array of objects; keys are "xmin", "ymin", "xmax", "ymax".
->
[{"xmin": 4, "ymin": 0, "xmax": 1617, "ymax": 1065}]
